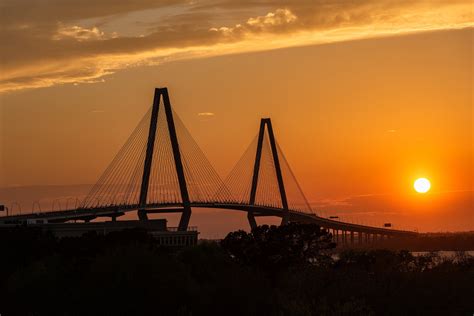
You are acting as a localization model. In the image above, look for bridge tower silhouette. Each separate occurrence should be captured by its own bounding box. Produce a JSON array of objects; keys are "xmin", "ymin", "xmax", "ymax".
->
[
  {"xmin": 138, "ymin": 88, "xmax": 191, "ymax": 230},
  {"xmin": 80, "ymin": 87, "xmax": 227, "ymax": 231},
  {"xmin": 248, "ymin": 119, "xmax": 289, "ymax": 229}
]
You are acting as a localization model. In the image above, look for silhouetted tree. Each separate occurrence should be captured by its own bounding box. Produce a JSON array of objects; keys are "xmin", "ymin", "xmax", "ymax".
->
[{"xmin": 221, "ymin": 223, "xmax": 335, "ymax": 271}]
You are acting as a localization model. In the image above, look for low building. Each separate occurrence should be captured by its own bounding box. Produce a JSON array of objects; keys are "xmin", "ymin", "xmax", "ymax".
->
[{"xmin": 0, "ymin": 219, "xmax": 199, "ymax": 246}]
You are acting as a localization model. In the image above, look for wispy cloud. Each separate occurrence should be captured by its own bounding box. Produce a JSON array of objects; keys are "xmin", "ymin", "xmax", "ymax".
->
[
  {"xmin": 209, "ymin": 8, "xmax": 297, "ymax": 35},
  {"xmin": 197, "ymin": 112, "xmax": 216, "ymax": 121},
  {"xmin": 53, "ymin": 24, "xmax": 118, "ymax": 41},
  {"xmin": 1, "ymin": 0, "xmax": 472, "ymax": 93},
  {"xmin": 198, "ymin": 112, "xmax": 215, "ymax": 117}
]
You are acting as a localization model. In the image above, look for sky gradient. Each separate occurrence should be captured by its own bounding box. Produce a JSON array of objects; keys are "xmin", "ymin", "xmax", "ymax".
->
[{"xmin": 0, "ymin": 0, "xmax": 472, "ymax": 236}]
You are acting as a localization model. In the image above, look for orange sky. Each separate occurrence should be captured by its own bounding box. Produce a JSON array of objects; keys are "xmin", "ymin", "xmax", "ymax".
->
[{"xmin": 0, "ymin": 1, "xmax": 472, "ymax": 236}]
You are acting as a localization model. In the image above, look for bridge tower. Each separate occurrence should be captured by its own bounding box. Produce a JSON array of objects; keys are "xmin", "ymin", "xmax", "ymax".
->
[
  {"xmin": 248, "ymin": 118, "xmax": 289, "ymax": 229},
  {"xmin": 138, "ymin": 88, "xmax": 191, "ymax": 231}
]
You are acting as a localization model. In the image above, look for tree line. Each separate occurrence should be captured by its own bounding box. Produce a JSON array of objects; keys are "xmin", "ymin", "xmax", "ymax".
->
[{"xmin": 0, "ymin": 224, "xmax": 472, "ymax": 315}]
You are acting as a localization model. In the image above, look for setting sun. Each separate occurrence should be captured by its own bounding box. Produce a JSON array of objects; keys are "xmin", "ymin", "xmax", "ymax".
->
[{"xmin": 414, "ymin": 178, "xmax": 431, "ymax": 193}]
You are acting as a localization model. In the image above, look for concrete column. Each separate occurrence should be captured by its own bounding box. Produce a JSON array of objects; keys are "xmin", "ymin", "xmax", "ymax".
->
[
  {"xmin": 247, "ymin": 211, "xmax": 257, "ymax": 230},
  {"xmin": 350, "ymin": 231, "xmax": 354, "ymax": 245}
]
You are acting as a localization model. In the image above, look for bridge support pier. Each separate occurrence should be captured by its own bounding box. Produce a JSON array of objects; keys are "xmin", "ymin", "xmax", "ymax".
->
[
  {"xmin": 280, "ymin": 213, "xmax": 289, "ymax": 226},
  {"xmin": 350, "ymin": 231, "xmax": 354, "ymax": 245},
  {"xmin": 178, "ymin": 206, "xmax": 192, "ymax": 232},
  {"xmin": 138, "ymin": 210, "xmax": 148, "ymax": 221},
  {"xmin": 247, "ymin": 211, "xmax": 257, "ymax": 231}
]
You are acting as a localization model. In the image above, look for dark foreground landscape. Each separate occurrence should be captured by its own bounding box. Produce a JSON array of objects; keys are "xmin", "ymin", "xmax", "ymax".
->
[{"xmin": 1, "ymin": 224, "xmax": 473, "ymax": 316}]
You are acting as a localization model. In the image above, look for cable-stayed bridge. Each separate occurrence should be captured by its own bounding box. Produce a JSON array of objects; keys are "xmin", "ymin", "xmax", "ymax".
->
[{"xmin": 1, "ymin": 88, "xmax": 417, "ymax": 241}]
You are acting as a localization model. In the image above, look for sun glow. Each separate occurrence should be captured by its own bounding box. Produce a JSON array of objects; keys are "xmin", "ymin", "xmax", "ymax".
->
[{"xmin": 414, "ymin": 178, "xmax": 431, "ymax": 193}]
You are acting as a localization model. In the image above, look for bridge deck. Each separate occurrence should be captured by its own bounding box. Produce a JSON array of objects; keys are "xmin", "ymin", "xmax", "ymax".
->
[{"xmin": 0, "ymin": 203, "xmax": 417, "ymax": 237}]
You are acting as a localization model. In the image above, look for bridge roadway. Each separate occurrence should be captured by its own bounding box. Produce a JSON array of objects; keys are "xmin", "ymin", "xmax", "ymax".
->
[{"xmin": 0, "ymin": 203, "xmax": 417, "ymax": 237}]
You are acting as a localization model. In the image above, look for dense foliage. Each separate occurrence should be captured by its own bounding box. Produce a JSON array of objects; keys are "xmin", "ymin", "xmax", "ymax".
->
[
  {"xmin": 221, "ymin": 224, "xmax": 335, "ymax": 271},
  {"xmin": 0, "ymin": 225, "xmax": 473, "ymax": 316}
]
